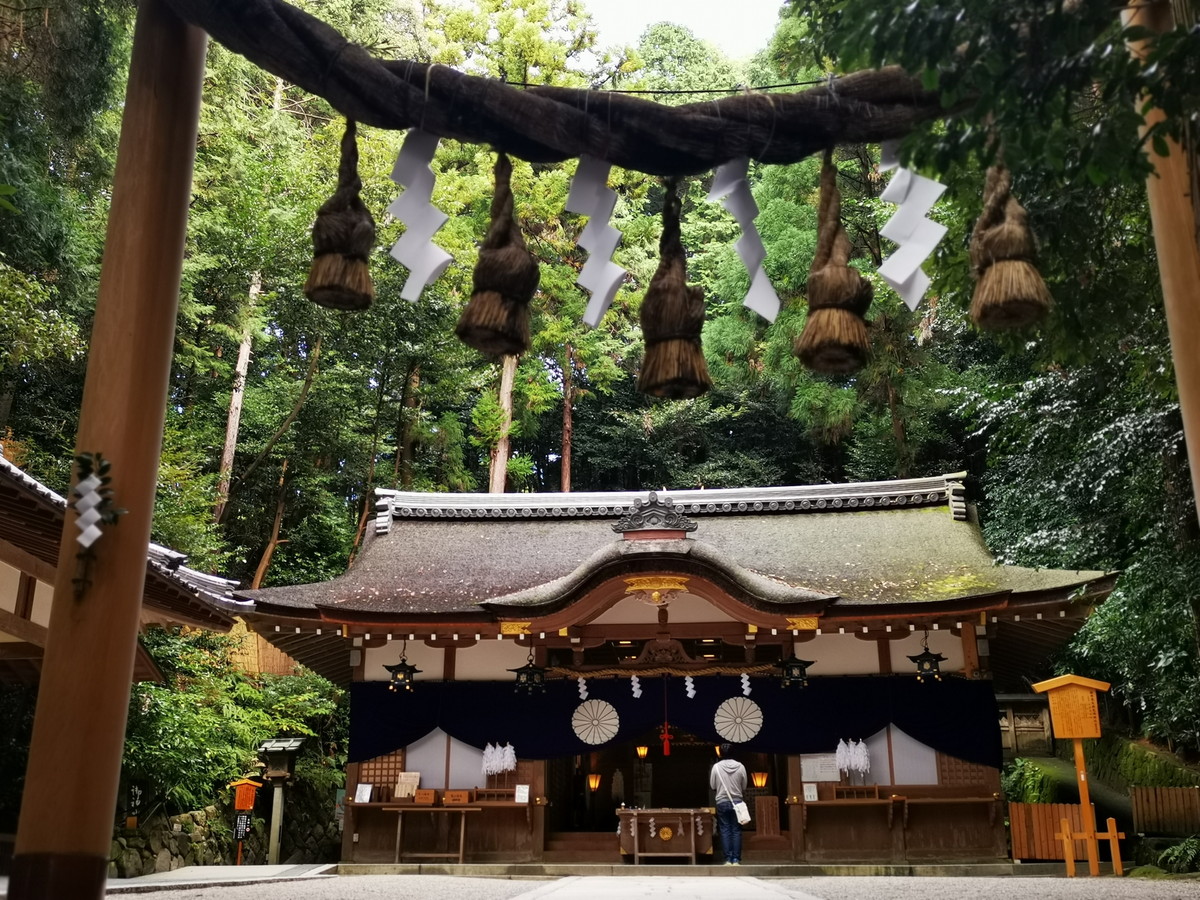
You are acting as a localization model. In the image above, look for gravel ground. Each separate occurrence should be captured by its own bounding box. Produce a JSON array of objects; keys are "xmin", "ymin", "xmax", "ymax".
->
[{"xmin": 105, "ymin": 874, "xmax": 1200, "ymax": 900}]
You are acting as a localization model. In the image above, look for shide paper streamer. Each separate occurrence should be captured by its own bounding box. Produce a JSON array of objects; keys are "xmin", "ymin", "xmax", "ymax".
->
[
  {"xmin": 565, "ymin": 156, "xmax": 628, "ymax": 327},
  {"xmin": 388, "ymin": 129, "xmax": 453, "ymax": 302},
  {"xmin": 877, "ymin": 142, "xmax": 947, "ymax": 311},
  {"xmin": 707, "ymin": 158, "xmax": 780, "ymax": 322}
]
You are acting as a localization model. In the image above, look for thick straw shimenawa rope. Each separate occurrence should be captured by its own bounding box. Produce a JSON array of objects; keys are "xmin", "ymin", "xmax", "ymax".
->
[
  {"xmin": 795, "ymin": 151, "xmax": 873, "ymax": 373},
  {"xmin": 456, "ymin": 152, "xmax": 540, "ymax": 355},
  {"xmin": 638, "ymin": 178, "xmax": 712, "ymax": 399},
  {"xmin": 304, "ymin": 119, "xmax": 376, "ymax": 310},
  {"xmin": 163, "ymin": 0, "xmax": 944, "ymax": 176},
  {"xmin": 969, "ymin": 163, "xmax": 1052, "ymax": 329}
]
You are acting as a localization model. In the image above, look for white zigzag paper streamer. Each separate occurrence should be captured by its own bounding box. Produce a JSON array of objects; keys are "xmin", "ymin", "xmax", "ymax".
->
[
  {"xmin": 708, "ymin": 158, "xmax": 780, "ymax": 322},
  {"xmin": 578, "ymin": 676, "xmax": 588, "ymax": 699},
  {"xmin": 740, "ymin": 672, "xmax": 752, "ymax": 696},
  {"xmin": 877, "ymin": 141, "xmax": 947, "ymax": 311},
  {"xmin": 684, "ymin": 675, "xmax": 696, "ymax": 699},
  {"xmin": 564, "ymin": 156, "xmax": 627, "ymax": 327},
  {"xmin": 630, "ymin": 674, "xmax": 642, "ymax": 698},
  {"xmin": 388, "ymin": 129, "xmax": 453, "ymax": 302},
  {"xmin": 74, "ymin": 473, "xmax": 105, "ymax": 548}
]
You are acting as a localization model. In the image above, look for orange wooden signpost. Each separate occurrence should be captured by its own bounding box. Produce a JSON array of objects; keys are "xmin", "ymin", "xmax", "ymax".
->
[
  {"xmin": 230, "ymin": 778, "xmax": 262, "ymax": 866},
  {"xmin": 1032, "ymin": 674, "xmax": 1123, "ymax": 877}
]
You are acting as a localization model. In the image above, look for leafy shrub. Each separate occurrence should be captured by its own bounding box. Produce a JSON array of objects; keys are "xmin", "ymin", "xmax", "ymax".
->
[{"xmin": 1159, "ymin": 836, "xmax": 1200, "ymax": 874}]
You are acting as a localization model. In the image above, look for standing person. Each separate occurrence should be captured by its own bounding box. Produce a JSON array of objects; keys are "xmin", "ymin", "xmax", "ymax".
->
[{"xmin": 709, "ymin": 743, "xmax": 747, "ymax": 865}]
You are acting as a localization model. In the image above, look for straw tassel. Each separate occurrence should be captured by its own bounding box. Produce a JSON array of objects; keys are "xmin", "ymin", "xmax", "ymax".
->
[
  {"xmin": 456, "ymin": 152, "xmax": 540, "ymax": 355},
  {"xmin": 304, "ymin": 120, "xmax": 376, "ymax": 311},
  {"xmin": 795, "ymin": 151, "xmax": 872, "ymax": 373},
  {"xmin": 969, "ymin": 164, "xmax": 1052, "ymax": 329},
  {"xmin": 637, "ymin": 178, "xmax": 712, "ymax": 399}
]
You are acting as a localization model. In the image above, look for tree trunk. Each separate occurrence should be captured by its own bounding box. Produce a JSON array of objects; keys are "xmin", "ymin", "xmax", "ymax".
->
[
  {"xmin": 0, "ymin": 375, "xmax": 14, "ymax": 434},
  {"xmin": 488, "ymin": 354, "xmax": 517, "ymax": 493},
  {"xmin": 561, "ymin": 343, "xmax": 575, "ymax": 493},
  {"xmin": 395, "ymin": 365, "xmax": 420, "ymax": 489},
  {"xmin": 348, "ymin": 378, "xmax": 387, "ymax": 566},
  {"xmin": 213, "ymin": 272, "xmax": 261, "ymax": 523},
  {"xmin": 886, "ymin": 380, "xmax": 910, "ymax": 478},
  {"xmin": 251, "ymin": 459, "xmax": 288, "ymax": 589},
  {"xmin": 221, "ymin": 334, "xmax": 321, "ymax": 520}
]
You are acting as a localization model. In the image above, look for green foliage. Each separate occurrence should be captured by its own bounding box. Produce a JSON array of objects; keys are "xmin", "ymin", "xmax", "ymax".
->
[
  {"xmin": 1065, "ymin": 734, "xmax": 1200, "ymax": 792},
  {"xmin": 1159, "ymin": 836, "xmax": 1200, "ymax": 874},
  {"xmin": 125, "ymin": 627, "xmax": 345, "ymax": 815},
  {"xmin": 1001, "ymin": 757, "xmax": 1063, "ymax": 804}
]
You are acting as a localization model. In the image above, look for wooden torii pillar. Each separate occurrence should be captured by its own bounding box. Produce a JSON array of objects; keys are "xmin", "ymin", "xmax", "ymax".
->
[
  {"xmin": 8, "ymin": 1, "xmax": 206, "ymax": 897},
  {"xmin": 1124, "ymin": 1, "xmax": 1200, "ymax": 520}
]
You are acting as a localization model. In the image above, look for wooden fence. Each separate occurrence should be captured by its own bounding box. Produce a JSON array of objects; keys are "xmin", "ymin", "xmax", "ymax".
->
[
  {"xmin": 1009, "ymin": 802, "xmax": 1088, "ymax": 861},
  {"xmin": 1131, "ymin": 787, "xmax": 1200, "ymax": 836}
]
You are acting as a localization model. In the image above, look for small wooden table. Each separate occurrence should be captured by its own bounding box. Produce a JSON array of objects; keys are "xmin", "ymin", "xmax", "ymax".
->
[
  {"xmin": 617, "ymin": 808, "xmax": 714, "ymax": 864},
  {"xmin": 383, "ymin": 805, "xmax": 481, "ymax": 864}
]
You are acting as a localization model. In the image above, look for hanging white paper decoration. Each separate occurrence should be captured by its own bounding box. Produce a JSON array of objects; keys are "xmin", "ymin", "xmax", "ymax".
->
[
  {"xmin": 836, "ymin": 738, "xmax": 850, "ymax": 775},
  {"xmin": 565, "ymin": 156, "xmax": 627, "ymax": 327},
  {"xmin": 631, "ymin": 675, "xmax": 642, "ymax": 698},
  {"xmin": 740, "ymin": 673, "xmax": 752, "ymax": 696},
  {"xmin": 578, "ymin": 676, "xmax": 589, "ymax": 700},
  {"xmin": 877, "ymin": 141, "xmax": 947, "ymax": 311},
  {"xmin": 684, "ymin": 675, "xmax": 696, "ymax": 699},
  {"xmin": 714, "ymin": 696, "xmax": 763, "ymax": 743},
  {"xmin": 707, "ymin": 158, "xmax": 780, "ymax": 322},
  {"xmin": 572, "ymin": 699, "xmax": 620, "ymax": 745},
  {"xmin": 501, "ymin": 741, "xmax": 517, "ymax": 773},
  {"xmin": 387, "ymin": 129, "xmax": 453, "ymax": 302},
  {"xmin": 482, "ymin": 742, "xmax": 496, "ymax": 776},
  {"xmin": 73, "ymin": 473, "xmax": 106, "ymax": 548},
  {"xmin": 853, "ymin": 739, "xmax": 870, "ymax": 775}
]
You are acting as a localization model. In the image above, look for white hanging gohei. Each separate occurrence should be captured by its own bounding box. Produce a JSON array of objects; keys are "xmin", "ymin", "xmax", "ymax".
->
[
  {"xmin": 740, "ymin": 672, "xmax": 752, "ymax": 696},
  {"xmin": 684, "ymin": 675, "xmax": 696, "ymax": 699},
  {"xmin": 835, "ymin": 738, "xmax": 851, "ymax": 776},
  {"xmin": 387, "ymin": 129, "xmax": 453, "ymax": 302},
  {"xmin": 631, "ymin": 675, "xmax": 642, "ymax": 698},
  {"xmin": 564, "ymin": 156, "xmax": 627, "ymax": 327},
  {"xmin": 501, "ymin": 742, "xmax": 517, "ymax": 773},
  {"xmin": 578, "ymin": 676, "xmax": 589, "ymax": 700},
  {"xmin": 852, "ymin": 739, "xmax": 871, "ymax": 775},
  {"xmin": 707, "ymin": 158, "xmax": 780, "ymax": 322},
  {"xmin": 877, "ymin": 140, "xmax": 947, "ymax": 311}
]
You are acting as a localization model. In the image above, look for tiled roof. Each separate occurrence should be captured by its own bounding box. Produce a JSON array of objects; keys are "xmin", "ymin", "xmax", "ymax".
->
[{"xmin": 238, "ymin": 473, "xmax": 1108, "ymax": 619}]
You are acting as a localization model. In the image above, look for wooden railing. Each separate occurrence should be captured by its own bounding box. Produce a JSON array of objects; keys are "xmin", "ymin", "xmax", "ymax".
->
[
  {"xmin": 1009, "ymin": 802, "xmax": 1089, "ymax": 861},
  {"xmin": 1131, "ymin": 786, "xmax": 1200, "ymax": 836}
]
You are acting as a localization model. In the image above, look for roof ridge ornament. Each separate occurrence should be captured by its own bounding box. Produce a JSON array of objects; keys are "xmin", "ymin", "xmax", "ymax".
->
[{"xmin": 611, "ymin": 491, "xmax": 697, "ymax": 534}]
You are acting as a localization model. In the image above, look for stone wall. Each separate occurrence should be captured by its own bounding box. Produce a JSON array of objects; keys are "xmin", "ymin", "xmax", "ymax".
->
[{"xmin": 108, "ymin": 783, "xmax": 340, "ymax": 878}]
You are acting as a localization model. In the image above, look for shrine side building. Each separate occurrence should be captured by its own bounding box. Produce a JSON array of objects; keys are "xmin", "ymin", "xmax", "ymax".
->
[{"xmin": 239, "ymin": 472, "xmax": 1115, "ymax": 865}]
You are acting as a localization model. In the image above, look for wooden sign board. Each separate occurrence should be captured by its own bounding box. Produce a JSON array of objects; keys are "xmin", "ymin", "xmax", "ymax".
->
[
  {"xmin": 1032, "ymin": 674, "xmax": 1110, "ymax": 740},
  {"xmin": 1046, "ymin": 684, "xmax": 1102, "ymax": 739},
  {"xmin": 444, "ymin": 789, "xmax": 472, "ymax": 805},
  {"xmin": 229, "ymin": 778, "xmax": 262, "ymax": 811},
  {"xmin": 414, "ymin": 789, "xmax": 438, "ymax": 806}
]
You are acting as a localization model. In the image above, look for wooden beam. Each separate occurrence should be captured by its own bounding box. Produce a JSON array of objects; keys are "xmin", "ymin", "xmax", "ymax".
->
[
  {"xmin": 0, "ymin": 606, "xmax": 47, "ymax": 647},
  {"xmin": 0, "ymin": 539, "xmax": 56, "ymax": 585},
  {"xmin": 15, "ymin": 572, "xmax": 36, "ymax": 619},
  {"xmin": 961, "ymin": 625, "xmax": 981, "ymax": 678},
  {"xmin": 0, "ymin": 642, "xmax": 43, "ymax": 661},
  {"xmin": 9, "ymin": 2, "xmax": 206, "ymax": 897}
]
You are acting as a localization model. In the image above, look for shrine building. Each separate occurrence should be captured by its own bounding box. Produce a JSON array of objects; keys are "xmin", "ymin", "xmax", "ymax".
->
[{"xmin": 239, "ymin": 472, "xmax": 1115, "ymax": 866}]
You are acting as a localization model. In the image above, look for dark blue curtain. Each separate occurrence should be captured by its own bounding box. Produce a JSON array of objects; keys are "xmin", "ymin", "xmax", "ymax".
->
[{"xmin": 349, "ymin": 675, "xmax": 1002, "ymax": 769}]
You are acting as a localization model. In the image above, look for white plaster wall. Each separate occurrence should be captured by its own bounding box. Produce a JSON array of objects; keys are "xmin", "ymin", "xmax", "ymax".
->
[
  {"xmin": 888, "ymin": 629, "xmax": 963, "ymax": 673},
  {"xmin": 889, "ymin": 725, "xmax": 939, "ymax": 784},
  {"xmin": 0, "ymin": 561, "xmax": 18, "ymax": 617},
  {"xmin": 363, "ymin": 639, "xmax": 446, "ymax": 682},
  {"xmin": 591, "ymin": 592, "xmax": 736, "ymax": 625},
  {"xmin": 30, "ymin": 579, "xmax": 53, "ymax": 627},
  {"xmin": 453, "ymin": 639, "xmax": 536, "ymax": 680},
  {"xmin": 801, "ymin": 633, "xmax": 880, "ymax": 676}
]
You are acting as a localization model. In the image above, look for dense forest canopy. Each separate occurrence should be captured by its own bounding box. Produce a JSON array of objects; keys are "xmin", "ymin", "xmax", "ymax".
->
[{"xmin": 1, "ymin": 0, "xmax": 1199, "ymax": 761}]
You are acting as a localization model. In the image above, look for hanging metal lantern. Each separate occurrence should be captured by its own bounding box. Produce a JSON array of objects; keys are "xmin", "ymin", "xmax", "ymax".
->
[
  {"xmin": 384, "ymin": 642, "xmax": 421, "ymax": 692},
  {"xmin": 776, "ymin": 654, "xmax": 815, "ymax": 688},
  {"xmin": 908, "ymin": 631, "xmax": 946, "ymax": 683},
  {"xmin": 509, "ymin": 650, "xmax": 547, "ymax": 693}
]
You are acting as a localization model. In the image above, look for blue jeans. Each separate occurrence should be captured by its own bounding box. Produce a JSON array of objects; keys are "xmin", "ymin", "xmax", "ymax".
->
[{"xmin": 715, "ymin": 800, "xmax": 742, "ymax": 863}]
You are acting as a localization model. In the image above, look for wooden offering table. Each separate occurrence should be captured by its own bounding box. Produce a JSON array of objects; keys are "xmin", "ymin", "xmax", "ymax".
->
[
  {"xmin": 383, "ymin": 804, "xmax": 481, "ymax": 864},
  {"xmin": 617, "ymin": 808, "xmax": 714, "ymax": 864}
]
